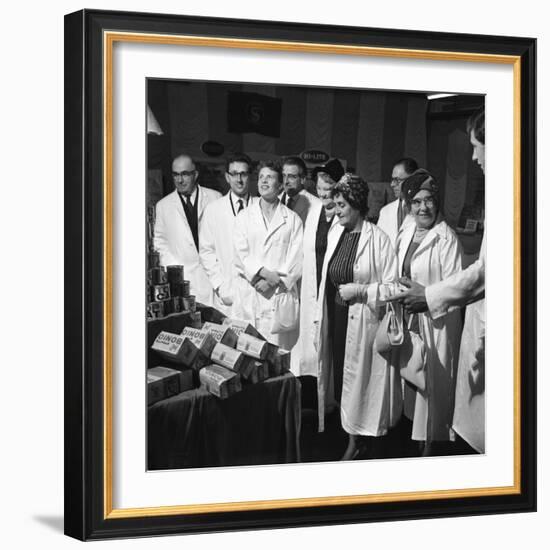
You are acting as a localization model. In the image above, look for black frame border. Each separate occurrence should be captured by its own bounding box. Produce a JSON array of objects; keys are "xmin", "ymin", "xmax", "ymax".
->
[{"xmin": 64, "ymin": 9, "xmax": 536, "ymax": 541}]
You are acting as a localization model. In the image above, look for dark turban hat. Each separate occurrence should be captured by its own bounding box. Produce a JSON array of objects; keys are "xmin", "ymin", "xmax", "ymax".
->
[{"xmin": 401, "ymin": 169, "xmax": 439, "ymax": 207}]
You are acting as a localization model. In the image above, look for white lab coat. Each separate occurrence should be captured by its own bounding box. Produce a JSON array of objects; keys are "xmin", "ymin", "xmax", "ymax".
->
[
  {"xmin": 232, "ymin": 201, "xmax": 303, "ymax": 350},
  {"xmin": 154, "ymin": 187, "xmax": 221, "ymax": 305},
  {"xmin": 199, "ymin": 194, "xmax": 258, "ymax": 315},
  {"xmin": 292, "ymin": 201, "xmax": 339, "ymax": 377},
  {"xmin": 396, "ymin": 219, "xmax": 463, "ymax": 441},
  {"xmin": 377, "ymin": 198, "xmax": 414, "ymax": 246},
  {"xmin": 283, "ymin": 189, "xmax": 321, "ymax": 226},
  {"xmin": 314, "ymin": 220, "xmax": 401, "ymax": 434},
  {"xmin": 426, "ymin": 231, "xmax": 486, "ymax": 452}
]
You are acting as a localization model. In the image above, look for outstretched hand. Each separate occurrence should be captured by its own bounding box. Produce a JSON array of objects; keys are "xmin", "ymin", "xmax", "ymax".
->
[{"xmin": 386, "ymin": 277, "xmax": 429, "ymax": 314}]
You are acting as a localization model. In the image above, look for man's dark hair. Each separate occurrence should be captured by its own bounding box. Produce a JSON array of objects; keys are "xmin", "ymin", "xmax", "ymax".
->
[
  {"xmin": 225, "ymin": 153, "xmax": 252, "ymax": 173},
  {"xmin": 282, "ymin": 156, "xmax": 307, "ymax": 177},
  {"xmin": 467, "ymin": 107, "xmax": 485, "ymax": 145},
  {"xmin": 393, "ymin": 157, "xmax": 418, "ymax": 176}
]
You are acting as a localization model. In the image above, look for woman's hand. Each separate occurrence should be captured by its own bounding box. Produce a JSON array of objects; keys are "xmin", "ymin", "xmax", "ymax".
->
[
  {"xmin": 386, "ymin": 277, "xmax": 428, "ymax": 313},
  {"xmin": 339, "ymin": 283, "xmax": 359, "ymax": 303},
  {"xmin": 260, "ymin": 268, "xmax": 282, "ymax": 287}
]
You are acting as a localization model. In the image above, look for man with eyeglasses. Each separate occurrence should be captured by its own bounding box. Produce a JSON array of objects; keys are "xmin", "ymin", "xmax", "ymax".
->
[
  {"xmin": 280, "ymin": 156, "xmax": 320, "ymax": 226},
  {"xmin": 153, "ymin": 153, "xmax": 221, "ymax": 305},
  {"xmin": 199, "ymin": 153, "xmax": 256, "ymax": 314},
  {"xmin": 377, "ymin": 157, "xmax": 418, "ymax": 245}
]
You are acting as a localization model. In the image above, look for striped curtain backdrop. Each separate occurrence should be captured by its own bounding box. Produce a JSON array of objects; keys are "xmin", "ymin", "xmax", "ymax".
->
[{"xmin": 152, "ymin": 80, "xmax": 428, "ymax": 185}]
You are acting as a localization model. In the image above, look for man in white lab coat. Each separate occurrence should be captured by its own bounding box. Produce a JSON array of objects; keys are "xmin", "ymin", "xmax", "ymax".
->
[
  {"xmin": 377, "ymin": 157, "xmax": 418, "ymax": 246},
  {"xmin": 153, "ymin": 154, "xmax": 221, "ymax": 305},
  {"xmin": 232, "ymin": 160, "xmax": 303, "ymax": 350},
  {"xmin": 199, "ymin": 153, "xmax": 256, "ymax": 314},
  {"xmin": 280, "ymin": 156, "xmax": 320, "ymax": 226},
  {"xmin": 389, "ymin": 108, "xmax": 486, "ymax": 453}
]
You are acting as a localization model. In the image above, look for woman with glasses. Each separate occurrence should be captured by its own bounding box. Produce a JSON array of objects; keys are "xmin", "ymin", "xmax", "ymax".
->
[
  {"xmin": 395, "ymin": 169, "xmax": 463, "ymax": 456},
  {"xmin": 232, "ymin": 160, "xmax": 303, "ymax": 350},
  {"xmin": 314, "ymin": 173, "xmax": 401, "ymax": 461}
]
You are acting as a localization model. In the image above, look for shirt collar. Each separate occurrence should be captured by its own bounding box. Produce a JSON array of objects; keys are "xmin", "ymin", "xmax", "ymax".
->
[{"xmin": 179, "ymin": 186, "xmax": 198, "ymax": 205}]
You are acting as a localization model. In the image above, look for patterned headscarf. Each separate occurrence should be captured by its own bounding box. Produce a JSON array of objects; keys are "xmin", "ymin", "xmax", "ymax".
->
[
  {"xmin": 333, "ymin": 173, "xmax": 369, "ymax": 216},
  {"xmin": 401, "ymin": 169, "xmax": 439, "ymax": 207}
]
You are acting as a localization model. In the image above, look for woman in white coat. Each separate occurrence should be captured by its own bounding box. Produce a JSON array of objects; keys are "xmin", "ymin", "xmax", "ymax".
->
[
  {"xmin": 396, "ymin": 169, "xmax": 463, "ymax": 455},
  {"xmin": 315, "ymin": 174, "xmax": 401, "ymax": 460},
  {"xmin": 232, "ymin": 160, "xmax": 303, "ymax": 350},
  {"xmin": 294, "ymin": 172, "xmax": 340, "ymax": 378}
]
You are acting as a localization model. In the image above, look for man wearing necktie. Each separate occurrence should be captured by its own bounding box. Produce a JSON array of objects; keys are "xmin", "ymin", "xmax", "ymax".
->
[
  {"xmin": 377, "ymin": 157, "xmax": 418, "ymax": 246},
  {"xmin": 280, "ymin": 156, "xmax": 320, "ymax": 226},
  {"xmin": 153, "ymin": 154, "xmax": 221, "ymax": 305},
  {"xmin": 199, "ymin": 153, "xmax": 255, "ymax": 314}
]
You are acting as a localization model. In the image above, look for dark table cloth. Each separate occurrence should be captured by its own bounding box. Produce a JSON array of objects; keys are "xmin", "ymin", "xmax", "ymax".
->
[{"xmin": 148, "ymin": 373, "xmax": 301, "ymax": 470}]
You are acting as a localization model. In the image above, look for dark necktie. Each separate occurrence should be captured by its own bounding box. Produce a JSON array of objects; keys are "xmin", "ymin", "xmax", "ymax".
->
[
  {"xmin": 237, "ymin": 198, "xmax": 244, "ymax": 213},
  {"xmin": 286, "ymin": 195, "xmax": 294, "ymax": 210},
  {"xmin": 397, "ymin": 200, "xmax": 404, "ymax": 229},
  {"xmin": 185, "ymin": 195, "xmax": 192, "ymax": 210}
]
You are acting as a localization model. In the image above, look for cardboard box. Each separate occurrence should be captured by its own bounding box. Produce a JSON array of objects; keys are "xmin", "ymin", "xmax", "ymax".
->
[
  {"xmin": 151, "ymin": 331, "xmax": 198, "ymax": 365},
  {"xmin": 180, "ymin": 327, "xmax": 216, "ymax": 357},
  {"xmin": 147, "ymin": 366, "xmax": 194, "ymax": 405},
  {"xmin": 236, "ymin": 333, "xmax": 268, "ymax": 360},
  {"xmin": 199, "ymin": 364, "xmax": 242, "ymax": 399},
  {"xmin": 222, "ymin": 318, "xmax": 266, "ymax": 340},
  {"xmin": 244, "ymin": 360, "xmax": 269, "ymax": 384},
  {"xmin": 202, "ymin": 322, "xmax": 239, "ymax": 348},
  {"xmin": 210, "ymin": 343, "xmax": 245, "ymax": 373}
]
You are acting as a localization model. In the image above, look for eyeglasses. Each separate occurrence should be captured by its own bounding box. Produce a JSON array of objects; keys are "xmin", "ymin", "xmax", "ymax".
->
[
  {"xmin": 411, "ymin": 196, "xmax": 435, "ymax": 208},
  {"xmin": 227, "ymin": 171, "xmax": 250, "ymax": 179},
  {"xmin": 391, "ymin": 177, "xmax": 406, "ymax": 185},
  {"xmin": 172, "ymin": 170, "xmax": 196, "ymax": 179}
]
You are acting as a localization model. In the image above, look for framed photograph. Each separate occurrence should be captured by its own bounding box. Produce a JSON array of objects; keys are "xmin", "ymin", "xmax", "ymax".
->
[{"xmin": 64, "ymin": 9, "xmax": 536, "ymax": 540}]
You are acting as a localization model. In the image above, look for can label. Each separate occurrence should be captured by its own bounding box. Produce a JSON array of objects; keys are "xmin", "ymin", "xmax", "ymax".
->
[
  {"xmin": 182, "ymin": 295, "xmax": 196, "ymax": 312},
  {"xmin": 151, "ymin": 267, "xmax": 168, "ymax": 284},
  {"xmin": 153, "ymin": 283, "xmax": 171, "ymax": 302}
]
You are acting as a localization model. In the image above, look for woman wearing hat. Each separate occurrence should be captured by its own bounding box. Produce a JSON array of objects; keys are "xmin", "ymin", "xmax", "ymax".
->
[
  {"xmin": 395, "ymin": 169, "xmax": 463, "ymax": 455},
  {"xmin": 314, "ymin": 173, "xmax": 401, "ymax": 460}
]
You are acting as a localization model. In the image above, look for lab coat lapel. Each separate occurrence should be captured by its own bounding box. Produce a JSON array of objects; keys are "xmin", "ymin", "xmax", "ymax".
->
[
  {"xmin": 395, "ymin": 221, "xmax": 416, "ymax": 276},
  {"xmin": 412, "ymin": 217, "xmax": 445, "ymax": 258},
  {"xmin": 170, "ymin": 190, "xmax": 194, "ymax": 242},
  {"xmin": 263, "ymin": 203, "xmax": 286, "ymax": 245},
  {"xmin": 355, "ymin": 220, "xmax": 373, "ymax": 260},
  {"xmin": 196, "ymin": 185, "xmax": 207, "ymax": 220}
]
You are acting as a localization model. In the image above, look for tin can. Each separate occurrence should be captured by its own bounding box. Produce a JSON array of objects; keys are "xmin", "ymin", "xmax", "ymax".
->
[
  {"xmin": 182, "ymin": 280, "xmax": 190, "ymax": 297},
  {"xmin": 152, "ymin": 283, "xmax": 171, "ymax": 302},
  {"xmin": 147, "ymin": 301, "xmax": 164, "ymax": 319},
  {"xmin": 148, "ymin": 251, "xmax": 160, "ymax": 269},
  {"xmin": 191, "ymin": 311, "xmax": 202, "ymax": 328},
  {"xmin": 162, "ymin": 298, "xmax": 172, "ymax": 315},
  {"xmin": 166, "ymin": 265, "xmax": 184, "ymax": 284},
  {"xmin": 151, "ymin": 266, "xmax": 167, "ymax": 284},
  {"xmin": 182, "ymin": 295, "xmax": 196, "ymax": 312},
  {"xmin": 171, "ymin": 296, "xmax": 182, "ymax": 313}
]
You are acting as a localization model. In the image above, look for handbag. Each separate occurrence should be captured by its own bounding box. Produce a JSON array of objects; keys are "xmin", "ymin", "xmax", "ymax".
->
[
  {"xmin": 270, "ymin": 286, "xmax": 299, "ymax": 334},
  {"xmin": 398, "ymin": 314, "xmax": 427, "ymax": 391},
  {"xmin": 375, "ymin": 301, "xmax": 404, "ymax": 354}
]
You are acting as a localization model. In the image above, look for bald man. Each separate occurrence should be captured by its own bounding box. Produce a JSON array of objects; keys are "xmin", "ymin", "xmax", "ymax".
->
[{"xmin": 153, "ymin": 154, "xmax": 221, "ymax": 305}]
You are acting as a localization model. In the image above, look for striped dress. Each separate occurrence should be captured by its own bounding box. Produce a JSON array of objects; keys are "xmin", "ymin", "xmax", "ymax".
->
[{"xmin": 326, "ymin": 230, "xmax": 361, "ymax": 402}]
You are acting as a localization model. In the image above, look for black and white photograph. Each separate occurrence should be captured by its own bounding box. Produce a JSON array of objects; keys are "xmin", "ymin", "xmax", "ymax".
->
[{"xmin": 145, "ymin": 78, "xmax": 486, "ymax": 471}]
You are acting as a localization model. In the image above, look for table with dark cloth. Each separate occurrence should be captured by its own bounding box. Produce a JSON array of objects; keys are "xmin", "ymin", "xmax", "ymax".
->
[{"xmin": 148, "ymin": 373, "xmax": 301, "ymax": 470}]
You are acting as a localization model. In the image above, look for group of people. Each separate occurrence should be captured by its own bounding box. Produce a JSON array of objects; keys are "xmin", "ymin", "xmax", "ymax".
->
[{"xmin": 153, "ymin": 107, "xmax": 486, "ymax": 461}]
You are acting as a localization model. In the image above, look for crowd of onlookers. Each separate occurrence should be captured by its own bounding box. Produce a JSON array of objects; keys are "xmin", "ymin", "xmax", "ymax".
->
[{"xmin": 153, "ymin": 108, "xmax": 486, "ymax": 460}]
